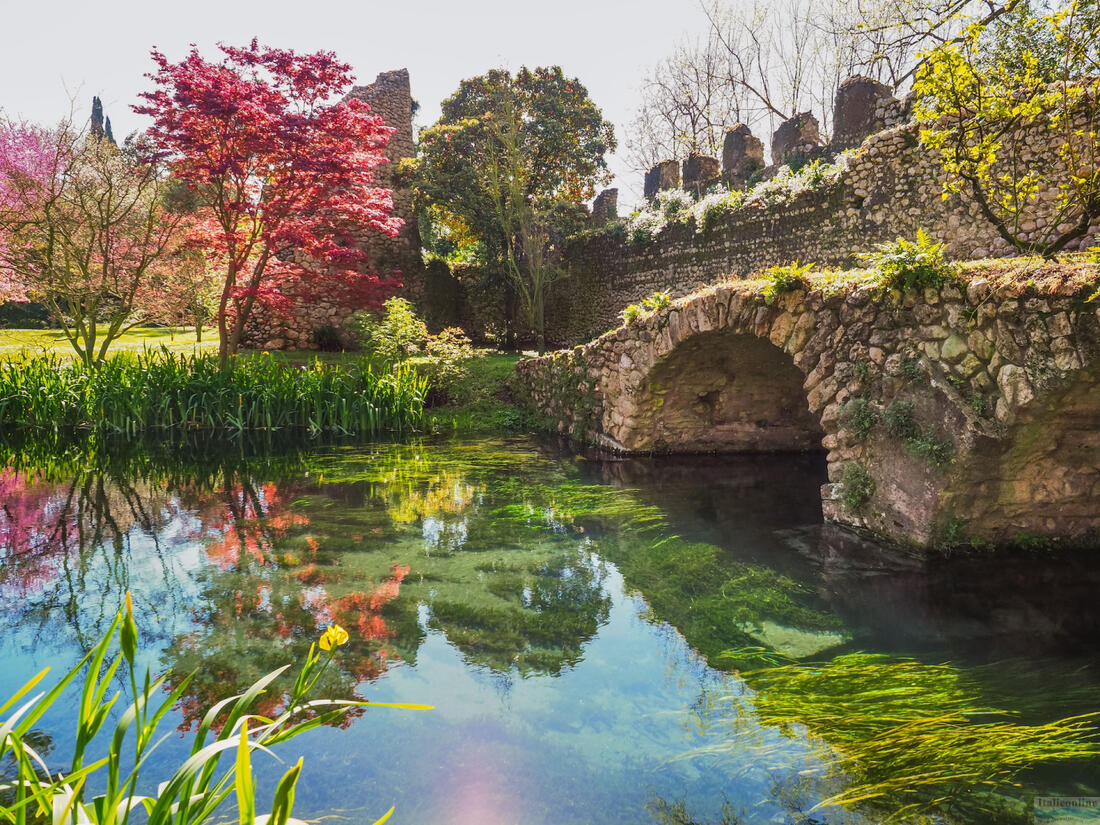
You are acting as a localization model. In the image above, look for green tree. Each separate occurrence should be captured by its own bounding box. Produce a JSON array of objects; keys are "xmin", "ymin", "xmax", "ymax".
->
[
  {"xmin": 415, "ymin": 67, "xmax": 614, "ymax": 353},
  {"xmin": 914, "ymin": 0, "xmax": 1100, "ymax": 256}
]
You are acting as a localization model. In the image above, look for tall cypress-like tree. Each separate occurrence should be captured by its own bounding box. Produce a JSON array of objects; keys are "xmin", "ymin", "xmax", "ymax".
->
[
  {"xmin": 90, "ymin": 96, "xmax": 104, "ymax": 140},
  {"xmin": 90, "ymin": 97, "xmax": 117, "ymax": 145}
]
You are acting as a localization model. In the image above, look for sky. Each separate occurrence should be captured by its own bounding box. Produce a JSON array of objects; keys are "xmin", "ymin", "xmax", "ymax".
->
[{"xmin": 0, "ymin": 0, "xmax": 715, "ymax": 209}]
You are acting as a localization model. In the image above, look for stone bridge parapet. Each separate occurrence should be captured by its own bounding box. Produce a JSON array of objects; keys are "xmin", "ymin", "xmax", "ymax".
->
[{"xmin": 515, "ymin": 265, "xmax": 1100, "ymax": 549}]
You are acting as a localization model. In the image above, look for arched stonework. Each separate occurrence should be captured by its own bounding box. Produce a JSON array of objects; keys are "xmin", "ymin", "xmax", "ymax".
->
[
  {"xmin": 633, "ymin": 331, "xmax": 823, "ymax": 453},
  {"xmin": 516, "ymin": 273, "xmax": 1100, "ymax": 549}
]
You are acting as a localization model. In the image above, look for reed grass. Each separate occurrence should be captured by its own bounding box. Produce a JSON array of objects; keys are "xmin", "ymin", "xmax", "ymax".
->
[{"xmin": 0, "ymin": 351, "xmax": 427, "ymax": 436}]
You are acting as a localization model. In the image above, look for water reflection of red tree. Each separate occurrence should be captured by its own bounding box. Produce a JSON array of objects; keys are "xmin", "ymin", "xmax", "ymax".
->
[{"xmin": 165, "ymin": 480, "xmax": 412, "ymax": 730}]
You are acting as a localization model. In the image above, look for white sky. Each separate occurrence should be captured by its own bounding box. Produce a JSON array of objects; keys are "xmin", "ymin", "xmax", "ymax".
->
[{"xmin": 0, "ymin": 0, "xmax": 714, "ymax": 209}]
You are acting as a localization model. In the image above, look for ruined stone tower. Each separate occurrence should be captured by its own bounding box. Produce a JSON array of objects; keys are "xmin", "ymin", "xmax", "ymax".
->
[{"xmin": 345, "ymin": 69, "xmax": 421, "ymax": 283}]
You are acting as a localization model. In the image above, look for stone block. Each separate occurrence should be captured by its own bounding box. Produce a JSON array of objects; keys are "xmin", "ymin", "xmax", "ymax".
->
[
  {"xmin": 722, "ymin": 124, "xmax": 765, "ymax": 187},
  {"xmin": 591, "ymin": 188, "xmax": 618, "ymax": 225},
  {"xmin": 832, "ymin": 76, "xmax": 896, "ymax": 150},
  {"xmin": 682, "ymin": 154, "xmax": 722, "ymax": 195},
  {"xmin": 772, "ymin": 112, "xmax": 821, "ymax": 165},
  {"xmin": 644, "ymin": 160, "xmax": 680, "ymax": 200}
]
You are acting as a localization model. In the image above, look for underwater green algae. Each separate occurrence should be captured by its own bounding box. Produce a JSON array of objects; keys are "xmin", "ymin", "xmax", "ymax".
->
[{"xmin": 3, "ymin": 434, "xmax": 1099, "ymax": 825}]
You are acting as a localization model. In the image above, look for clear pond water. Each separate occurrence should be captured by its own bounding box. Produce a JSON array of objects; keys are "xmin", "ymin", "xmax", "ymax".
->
[{"xmin": 1, "ymin": 436, "xmax": 1099, "ymax": 825}]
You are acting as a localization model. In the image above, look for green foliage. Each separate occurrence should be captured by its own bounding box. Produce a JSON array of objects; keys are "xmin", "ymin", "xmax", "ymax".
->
[
  {"xmin": 419, "ymin": 326, "xmax": 476, "ymax": 402},
  {"xmin": 914, "ymin": 0, "xmax": 1100, "ymax": 256},
  {"xmin": 0, "ymin": 607, "xmax": 426, "ymax": 825},
  {"xmin": 884, "ymin": 400, "xmax": 955, "ymax": 467},
  {"xmin": 620, "ymin": 291, "xmax": 672, "ymax": 324},
  {"xmin": 744, "ymin": 152, "xmax": 854, "ymax": 207},
  {"xmin": 883, "ymin": 399, "xmax": 921, "ymax": 440},
  {"xmin": 696, "ymin": 189, "xmax": 744, "ymax": 232},
  {"xmin": 345, "ymin": 299, "xmax": 479, "ymax": 405},
  {"xmin": 839, "ymin": 462, "xmax": 876, "ymax": 512},
  {"xmin": 599, "ymin": 533, "xmax": 843, "ymax": 664},
  {"xmin": 932, "ymin": 517, "xmax": 973, "ymax": 554},
  {"xmin": 347, "ymin": 297, "xmax": 429, "ymax": 362},
  {"xmin": 620, "ymin": 153, "xmax": 852, "ymax": 247},
  {"xmin": 844, "ymin": 397, "xmax": 879, "ymax": 440},
  {"xmin": 0, "ymin": 302, "xmax": 50, "ymax": 329},
  {"xmin": 852, "ymin": 359, "xmax": 872, "ymax": 385},
  {"xmin": 422, "ymin": 352, "xmax": 530, "ymax": 434},
  {"xmin": 413, "ymin": 66, "xmax": 615, "ymax": 347},
  {"xmin": 760, "ymin": 260, "xmax": 815, "ymax": 304},
  {"xmin": 900, "ymin": 356, "xmax": 924, "ymax": 382},
  {"xmin": 0, "ymin": 351, "xmax": 427, "ymax": 435},
  {"xmin": 864, "ymin": 230, "xmax": 957, "ymax": 292}
]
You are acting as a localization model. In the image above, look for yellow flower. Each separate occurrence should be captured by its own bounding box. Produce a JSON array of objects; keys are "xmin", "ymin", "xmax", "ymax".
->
[
  {"xmin": 121, "ymin": 590, "xmax": 138, "ymax": 663},
  {"xmin": 319, "ymin": 624, "xmax": 349, "ymax": 651}
]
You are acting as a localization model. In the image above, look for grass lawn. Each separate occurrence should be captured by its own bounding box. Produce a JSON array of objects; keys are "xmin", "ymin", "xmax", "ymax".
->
[
  {"xmin": 0, "ymin": 326, "xmax": 218, "ymax": 360},
  {"xmin": 423, "ymin": 351, "xmax": 527, "ymax": 434}
]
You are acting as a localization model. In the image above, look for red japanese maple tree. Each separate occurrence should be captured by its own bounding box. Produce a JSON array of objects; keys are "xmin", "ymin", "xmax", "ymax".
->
[{"xmin": 136, "ymin": 40, "xmax": 403, "ymax": 364}]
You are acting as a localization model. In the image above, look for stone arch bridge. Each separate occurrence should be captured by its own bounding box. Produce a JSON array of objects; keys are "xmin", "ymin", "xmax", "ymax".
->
[{"xmin": 515, "ymin": 269, "xmax": 1100, "ymax": 549}]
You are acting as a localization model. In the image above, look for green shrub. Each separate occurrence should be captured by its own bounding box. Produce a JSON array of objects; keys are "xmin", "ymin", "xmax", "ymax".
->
[
  {"xmin": 864, "ymin": 229, "xmax": 958, "ymax": 292},
  {"xmin": 852, "ymin": 359, "xmax": 872, "ymax": 385},
  {"xmin": 695, "ymin": 190, "xmax": 744, "ymax": 232},
  {"xmin": 0, "ymin": 301, "xmax": 51, "ymax": 329},
  {"xmin": 621, "ymin": 303, "xmax": 645, "ymax": 324},
  {"xmin": 621, "ymin": 291, "xmax": 673, "ymax": 324},
  {"xmin": 844, "ymin": 398, "xmax": 879, "ymax": 440},
  {"xmin": 840, "ymin": 462, "xmax": 876, "ymax": 512},
  {"xmin": 760, "ymin": 261, "xmax": 815, "ymax": 304},
  {"xmin": 0, "ymin": 601, "xmax": 427, "ymax": 825},
  {"xmin": 346, "ymin": 297, "xmax": 428, "ymax": 362},
  {"xmin": 421, "ymin": 326, "xmax": 476, "ymax": 401},
  {"xmin": 900, "ymin": 356, "xmax": 924, "ymax": 382},
  {"xmin": 885, "ymin": 400, "xmax": 955, "ymax": 467},
  {"xmin": 884, "ymin": 400, "xmax": 921, "ymax": 440}
]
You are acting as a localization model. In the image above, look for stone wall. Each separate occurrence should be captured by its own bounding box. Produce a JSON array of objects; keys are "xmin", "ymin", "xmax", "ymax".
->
[
  {"xmin": 242, "ymin": 69, "xmax": 425, "ymax": 351},
  {"xmin": 546, "ymin": 100, "xmax": 1100, "ymax": 348},
  {"xmin": 516, "ymin": 265, "xmax": 1100, "ymax": 549}
]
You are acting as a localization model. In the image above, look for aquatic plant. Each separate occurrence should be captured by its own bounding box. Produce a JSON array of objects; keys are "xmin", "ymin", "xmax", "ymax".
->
[
  {"xmin": 0, "ymin": 603, "xmax": 428, "ymax": 825},
  {"xmin": 726, "ymin": 652, "xmax": 1100, "ymax": 823},
  {"xmin": 0, "ymin": 352, "xmax": 427, "ymax": 436}
]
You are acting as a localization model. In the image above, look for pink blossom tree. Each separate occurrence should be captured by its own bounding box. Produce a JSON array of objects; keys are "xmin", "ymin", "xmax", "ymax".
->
[{"xmin": 0, "ymin": 114, "xmax": 195, "ymax": 364}]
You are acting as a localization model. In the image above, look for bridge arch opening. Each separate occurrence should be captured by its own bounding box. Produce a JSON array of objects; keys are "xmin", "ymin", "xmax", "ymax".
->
[{"xmin": 637, "ymin": 329, "xmax": 824, "ymax": 453}]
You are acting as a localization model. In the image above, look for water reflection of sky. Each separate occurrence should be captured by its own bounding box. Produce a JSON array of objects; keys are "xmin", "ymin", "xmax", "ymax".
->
[{"xmin": 1, "ymin": 438, "xmax": 1098, "ymax": 825}]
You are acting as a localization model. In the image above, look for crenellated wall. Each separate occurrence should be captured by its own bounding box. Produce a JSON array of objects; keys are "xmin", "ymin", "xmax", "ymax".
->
[{"xmin": 545, "ymin": 96, "xmax": 1100, "ymax": 348}]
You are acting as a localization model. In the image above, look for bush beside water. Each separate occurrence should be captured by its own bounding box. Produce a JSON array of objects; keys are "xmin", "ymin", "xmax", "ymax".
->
[{"xmin": 0, "ymin": 352, "xmax": 427, "ymax": 436}]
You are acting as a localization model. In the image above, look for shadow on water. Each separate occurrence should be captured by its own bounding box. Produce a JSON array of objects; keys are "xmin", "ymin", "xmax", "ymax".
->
[{"xmin": 1, "ymin": 431, "xmax": 1099, "ymax": 825}]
